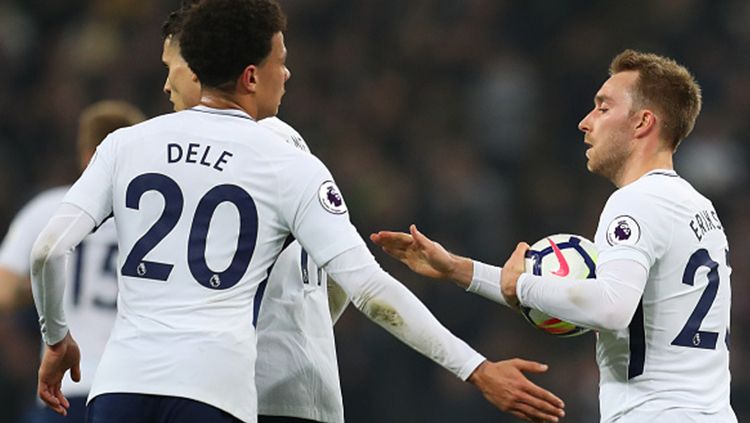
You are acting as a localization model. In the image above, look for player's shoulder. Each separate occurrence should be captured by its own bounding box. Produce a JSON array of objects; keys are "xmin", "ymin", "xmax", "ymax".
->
[
  {"xmin": 609, "ymin": 170, "xmax": 679, "ymax": 203},
  {"xmin": 19, "ymin": 186, "xmax": 70, "ymax": 215},
  {"xmin": 28, "ymin": 186, "xmax": 70, "ymax": 207},
  {"xmin": 602, "ymin": 170, "xmax": 693, "ymax": 233},
  {"xmin": 259, "ymin": 116, "xmax": 310, "ymax": 153},
  {"xmin": 8, "ymin": 185, "xmax": 70, "ymax": 230},
  {"xmin": 616, "ymin": 170, "xmax": 710, "ymax": 208}
]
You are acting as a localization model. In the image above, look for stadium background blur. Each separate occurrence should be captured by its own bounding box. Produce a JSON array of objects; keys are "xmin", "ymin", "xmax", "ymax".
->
[{"xmin": 1, "ymin": 1, "xmax": 749, "ymax": 421}]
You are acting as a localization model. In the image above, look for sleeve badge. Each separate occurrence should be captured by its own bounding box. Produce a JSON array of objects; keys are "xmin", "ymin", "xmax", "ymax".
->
[
  {"xmin": 318, "ymin": 180, "xmax": 347, "ymax": 215},
  {"xmin": 606, "ymin": 215, "xmax": 641, "ymax": 246}
]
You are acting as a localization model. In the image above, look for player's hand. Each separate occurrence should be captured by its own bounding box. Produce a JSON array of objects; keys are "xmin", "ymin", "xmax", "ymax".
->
[
  {"xmin": 468, "ymin": 359, "xmax": 565, "ymax": 422},
  {"xmin": 501, "ymin": 242, "xmax": 529, "ymax": 309},
  {"xmin": 370, "ymin": 224, "xmax": 473, "ymax": 287},
  {"xmin": 38, "ymin": 331, "xmax": 81, "ymax": 416}
]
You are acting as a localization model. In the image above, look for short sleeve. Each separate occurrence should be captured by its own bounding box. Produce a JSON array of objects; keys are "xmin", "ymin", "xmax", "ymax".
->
[
  {"xmin": 278, "ymin": 155, "xmax": 364, "ymax": 267},
  {"xmin": 63, "ymin": 134, "xmax": 116, "ymax": 225},
  {"xmin": 594, "ymin": 188, "xmax": 672, "ymax": 270}
]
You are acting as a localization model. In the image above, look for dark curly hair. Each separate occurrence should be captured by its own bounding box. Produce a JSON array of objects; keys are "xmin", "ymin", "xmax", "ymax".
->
[
  {"xmin": 161, "ymin": 0, "xmax": 201, "ymax": 40},
  {"xmin": 179, "ymin": 0, "xmax": 287, "ymax": 90}
]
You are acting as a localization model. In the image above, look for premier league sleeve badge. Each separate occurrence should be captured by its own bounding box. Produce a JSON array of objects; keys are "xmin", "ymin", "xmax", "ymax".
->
[{"xmin": 606, "ymin": 215, "xmax": 641, "ymax": 246}]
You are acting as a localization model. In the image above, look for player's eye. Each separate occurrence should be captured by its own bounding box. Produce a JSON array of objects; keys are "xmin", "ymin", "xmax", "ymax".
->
[{"xmin": 598, "ymin": 107, "xmax": 609, "ymax": 113}]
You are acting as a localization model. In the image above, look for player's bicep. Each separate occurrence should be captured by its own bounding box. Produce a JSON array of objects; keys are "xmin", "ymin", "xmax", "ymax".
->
[
  {"xmin": 282, "ymin": 158, "xmax": 364, "ymax": 267},
  {"xmin": 596, "ymin": 190, "xmax": 670, "ymax": 268}
]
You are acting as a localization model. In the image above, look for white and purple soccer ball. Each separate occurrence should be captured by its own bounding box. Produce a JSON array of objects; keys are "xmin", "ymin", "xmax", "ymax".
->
[{"xmin": 522, "ymin": 233, "xmax": 598, "ymax": 337}]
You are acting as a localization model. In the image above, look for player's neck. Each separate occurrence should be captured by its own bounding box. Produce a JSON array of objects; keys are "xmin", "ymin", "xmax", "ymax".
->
[
  {"xmin": 615, "ymin": 148, "xmax": 673, "ymax": 188},
  {"xmin": 199, "ymin": 89, "xmax": 259, "ymax": 121}
]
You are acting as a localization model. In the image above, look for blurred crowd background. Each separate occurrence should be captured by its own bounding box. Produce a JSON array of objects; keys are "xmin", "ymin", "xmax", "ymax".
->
[{"xmin": 1, "ymin": 0, "xmax": 749, "ymax": 421}]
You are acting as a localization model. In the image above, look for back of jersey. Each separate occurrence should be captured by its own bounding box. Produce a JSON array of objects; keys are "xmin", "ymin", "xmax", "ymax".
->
[
  {"xmin": 65, "ymin": 106, "xmax": 320, "ymax": 422},
  {"xmin": 594, "ymin": 171, "xmax": 734, "ymax": 422}
]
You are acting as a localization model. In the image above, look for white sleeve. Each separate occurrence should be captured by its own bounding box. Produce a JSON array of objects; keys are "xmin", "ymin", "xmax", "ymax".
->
[
  {"xmin": 324, "ymin": 245, "xmax": 485, "ymax": 381},
  {"xmin": 30, "ymin": 203, "xmax": 96, "ymax": 345},
  {"xmin": 326, "ymin": 277, "xmax": 350, "ymax": 324},
  {"xmin": 466, "ymin": 261, "xmax": 509, "ymax": 307},
  {"xmin": 517, "ymin": 258, "xmax": 648, "ymax": 332},
  {"xmin": 63, "ymin": 134, "xmax": 116, "ymax": 225},
  {"xmin": 279, "ymin": 155, "xmax": 365, "ymax": 267}
]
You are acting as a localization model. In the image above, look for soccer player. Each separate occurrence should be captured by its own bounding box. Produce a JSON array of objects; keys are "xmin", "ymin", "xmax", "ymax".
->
[
  {"xmin": 0, "ymin": 100, "xmax": 144, "ymax": 422},
  {"xmin": 161, "ymin": 3, "xmax": 562, "ymax": 423},
  {"xmin": 161, "ymin": 6, "xmax": 350, "ymax": 422},
  {"xmin": 372, "ymin": 50, "xmax": 736, "ymax": 422},
  {"xmin": 30, "ymin": 1, "xmax": 564, "ymax": 423}
]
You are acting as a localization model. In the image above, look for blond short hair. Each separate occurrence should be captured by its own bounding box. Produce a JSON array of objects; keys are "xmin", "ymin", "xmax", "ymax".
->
[
  {"xmin": 610, "ymin": 49, "xmax": 702, "ymax": 150},
  {"xmin": 77, "ymin": 100, "xmax": 145, "ymax": 155}
]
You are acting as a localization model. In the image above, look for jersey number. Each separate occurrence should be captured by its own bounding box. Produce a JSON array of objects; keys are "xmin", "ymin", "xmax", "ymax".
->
[
  {"xmin": 72, "ymin": 241, "xmax": 118, "ymax": 309},
  {"xmin": 629, "ymin": 248, "xmax": 724, "ymax": 379},
  {"xmin": 121, "ymin": 173, "xmax": 258, "ymax": 290},
  {"xmin": 671, "ymin": 248, "xmax": 720, "ymax": 349}
]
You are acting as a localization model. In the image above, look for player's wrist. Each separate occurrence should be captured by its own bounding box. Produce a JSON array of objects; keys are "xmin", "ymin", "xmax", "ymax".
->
[
  {"xmin": 466, "ymin": 359, "xmax": 489, "ymax": 386},
  {"xmin": 500, "ymin": 271, "xmax": 521, "ymax": 310},
  {"xmin": 48, "ymin": 330, "xmax": 73, "ymax": 350},
  {"xmin": 447, "ymin": 254, "xmax": 473, "ymax": 288}
]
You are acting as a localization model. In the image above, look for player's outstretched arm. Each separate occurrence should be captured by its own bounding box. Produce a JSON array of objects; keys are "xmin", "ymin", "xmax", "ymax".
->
[
  {"xmin": 371, "ymin": 225, "xmax": 510, "ymax": 307},
  {"xmin": 468, "ymin": 359, "xmax": 565, "ymax": 422},
  {"xmin": 323, "ymin": 245, "xmax": 564, "ymax": 421},
  {"xmin": 38, "ymin": 332, "xmax": 81, "ymax": 416},
  {"xmin": 370, "ymin": 224, "xmax": 473, "ymax": 287}
]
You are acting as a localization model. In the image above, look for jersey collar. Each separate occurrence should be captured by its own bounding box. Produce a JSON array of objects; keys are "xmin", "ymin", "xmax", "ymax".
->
[
  {"xmin": 643, "ymin": 169, "xmax": 679, "ymax": 178},
  {"xmin": 188, "ymin": 105, "xmax": 256, "ymax": 121}
]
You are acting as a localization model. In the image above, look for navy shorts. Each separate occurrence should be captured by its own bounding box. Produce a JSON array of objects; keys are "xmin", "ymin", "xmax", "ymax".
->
[
  {"xmin": 87, "ymin": 393, "xmax": 242, "ymax": 423},
  {"xmin": 26, "ymin": 396, "xmax": 87, "ymax": 423}
]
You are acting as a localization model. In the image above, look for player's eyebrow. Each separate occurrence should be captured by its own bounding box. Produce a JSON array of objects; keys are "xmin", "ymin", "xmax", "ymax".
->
[{"xmin": 595, "ymin": 94, "xmax": 613, "ymax": 105}]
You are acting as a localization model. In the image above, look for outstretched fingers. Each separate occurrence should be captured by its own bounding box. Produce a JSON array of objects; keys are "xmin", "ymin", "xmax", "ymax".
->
[
  {"xmin": 369, "ymin": 231, "xmax": 413, "ymax": 251},
  {"xmin": 409, "ymin": 224, "xmax": 432, "ymax": 248}
]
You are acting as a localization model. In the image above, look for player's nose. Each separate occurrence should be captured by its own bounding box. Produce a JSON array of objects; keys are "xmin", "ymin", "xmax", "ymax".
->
[
  {"xmin": 284, "ymin": 66, "xmax": 291, "ymax": 82},
  {"xmin": 578, "ymin": 112, "xmax": 592, "ymax": 133},
  {"xmin": 163, "ymin": 78, "xmax": 171, "ymax": 96}
]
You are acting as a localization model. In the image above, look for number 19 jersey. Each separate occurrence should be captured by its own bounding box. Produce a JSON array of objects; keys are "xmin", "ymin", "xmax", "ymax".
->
[
  {"xmin": 62, "ymin": 106, "xmax": 364, "ymax": 423},
  {"xmin": 593, "ymin": 170, "xmax": 735, "ymax": 422}
]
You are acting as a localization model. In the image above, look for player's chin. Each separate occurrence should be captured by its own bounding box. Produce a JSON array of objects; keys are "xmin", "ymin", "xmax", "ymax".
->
[{"xmin": 585, "ymin": 158, "xmax": 596, "ymax": 173}]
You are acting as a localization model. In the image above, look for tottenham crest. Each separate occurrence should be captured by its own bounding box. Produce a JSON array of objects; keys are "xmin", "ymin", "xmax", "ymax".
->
[
  {"xmin": 606, "ymin": 215, "xmax": 640, "ymax": 246},
  {"xmin": 318, "ymin": 180, "xmax": 347, "ymax": 214}
]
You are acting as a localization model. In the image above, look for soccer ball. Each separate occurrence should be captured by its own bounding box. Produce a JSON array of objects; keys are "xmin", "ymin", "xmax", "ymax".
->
[{"xmin": 521, "ymin": 234, "xmax": 598, "ymax": 337}]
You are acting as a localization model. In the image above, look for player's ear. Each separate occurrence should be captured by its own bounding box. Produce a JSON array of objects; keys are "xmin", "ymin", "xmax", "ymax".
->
[
  {"xmin": 238, "ymin": 64, "xmax": 259, "ymax": 93},
  {"xmin": 633, "ymin": 109, "xmax": 656, "ymax": 139}
]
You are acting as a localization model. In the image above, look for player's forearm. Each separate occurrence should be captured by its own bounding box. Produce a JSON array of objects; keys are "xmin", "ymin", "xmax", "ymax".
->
[
  {"xmin": 30, "ymin": 204, "xmax": 96, "ymax": 345},
  {"xmin": 444, "ymin": 253, "xmax": 474, "ymax": 288},
  {"xmin": 326, "ymin": 246, "xmax": 485, "ymax": 380},
  {"xmin": 326, "ymin": 277, "xmax": 350, "ymax": 324},
  {"xmin": 517, "ymin": 259, "xmax": 648, "ymax": 331}
]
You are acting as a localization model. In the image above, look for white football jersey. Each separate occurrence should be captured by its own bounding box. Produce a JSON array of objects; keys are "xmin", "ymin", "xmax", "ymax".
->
[
  {"xmin": 594, "ymin": 170, "xmax": 735, "ymax": 422},
  {"xmin": 62, "ymin": 106, "xmax": 363, "ymax": 423},
  {"xmin": 256, "ymin": 117, "xmax": 344, "ymax": 422},
  {"xmin": 0, "ymin": 187, "xmax": 117, "ymax": 398},
  {"xmin": 255, "ymin": 242, "xmax": 343, "ymax": 422}
]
